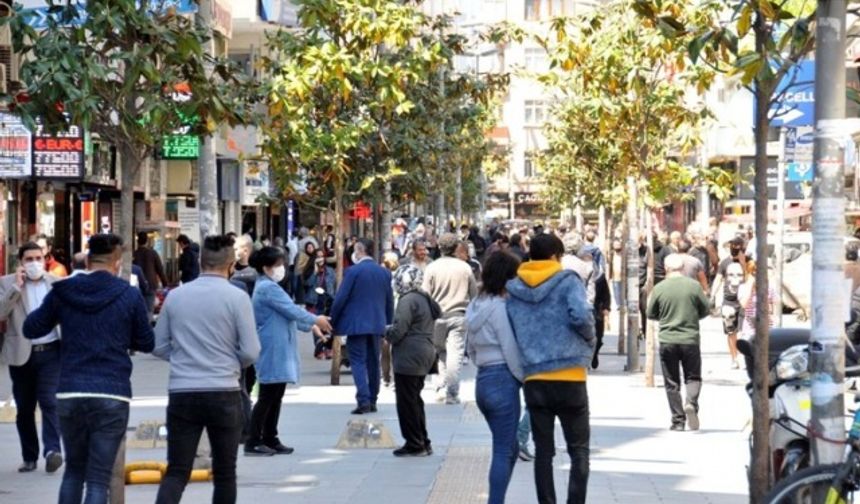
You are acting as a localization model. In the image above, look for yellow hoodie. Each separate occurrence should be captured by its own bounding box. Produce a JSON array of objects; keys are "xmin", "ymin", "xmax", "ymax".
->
[{"xmin": 516, "ymin": 259, "xmax": 587, "ymax": 382}]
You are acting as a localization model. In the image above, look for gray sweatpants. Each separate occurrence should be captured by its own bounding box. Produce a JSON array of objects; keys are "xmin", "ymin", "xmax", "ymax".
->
[{"xmin": 434, "ymin": 315, "xmax": 466, "ymax": 400}]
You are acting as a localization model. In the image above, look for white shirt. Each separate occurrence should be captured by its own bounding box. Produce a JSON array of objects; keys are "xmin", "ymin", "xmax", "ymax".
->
[{"xmin": 25, "ymin": 278, "xmax": 58, "ymax": 345}]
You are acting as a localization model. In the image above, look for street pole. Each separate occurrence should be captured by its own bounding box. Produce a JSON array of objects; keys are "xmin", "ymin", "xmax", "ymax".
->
[
  {"xmin": 810, "ymin": 0, "xmax": 847, "ymax": 466},
  {"xmin": 197, "ymin": 0, "xmax": 218, "ymax": 239},
  {"xmin": 625, "ymin": 176, "xmax": 640, "ymax": 372}
]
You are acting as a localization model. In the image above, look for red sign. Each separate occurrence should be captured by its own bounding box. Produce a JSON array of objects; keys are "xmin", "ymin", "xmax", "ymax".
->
[{"xmin": 349, "ymin": 202, "xmax": 372, "ymax": 220}]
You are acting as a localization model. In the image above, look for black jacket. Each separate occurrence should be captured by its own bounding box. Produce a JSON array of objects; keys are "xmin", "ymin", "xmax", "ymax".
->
[
  {"xmin": 179, "ymin": 244, "xmax": 200, "ymax": 284},
  {"xmin": 384, "ymin": 290, "xmax": 441, "ymax": 376}
]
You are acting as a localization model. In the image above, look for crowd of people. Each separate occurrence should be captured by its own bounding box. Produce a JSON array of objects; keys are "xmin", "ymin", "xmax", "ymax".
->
[{"xmin": 0, "ymin": 216, "xmax": 769, "ymax": 504}]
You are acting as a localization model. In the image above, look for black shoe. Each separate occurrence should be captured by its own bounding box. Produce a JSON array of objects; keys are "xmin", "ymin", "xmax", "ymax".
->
[
  {"xmin": 18, "ymin": 461, "xmax": 36, "ymax": 473},
  {"xmin": 393, "ymin": 446, "xmax": 429, "ymax": 457},
  {"xmin": 244, "ymin": 444, "xmax": 277, "ymax": 456},
  {"xmin": 267, "ymin": 443, "xmax": 295, "ymax": 455},
  {"xmin": 369, "ymin": 404, "xmax": 378, "ymax": 413},
  {"xmin": 424, "ymin": 443, "xmax": 433, "ymax": 456},
  {"xmin": 45, "ymin": 451, "xmax": 63, "ymax": 473},
  {"xmin": 670, "ymin": 424, "xmax": 685, "ymax": 432},
  {"xmin": 591, "ymin": 353, "xmax": 599, "ymax": 369},
  {"xmin": 351, "ymin": 404, "xmax": 372, "ymax": 415}
]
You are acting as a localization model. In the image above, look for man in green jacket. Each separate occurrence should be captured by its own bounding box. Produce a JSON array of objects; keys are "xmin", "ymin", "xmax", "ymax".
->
[{"xmin": 647, "ymin": 253, "xmax": 710, "ymax": 432}]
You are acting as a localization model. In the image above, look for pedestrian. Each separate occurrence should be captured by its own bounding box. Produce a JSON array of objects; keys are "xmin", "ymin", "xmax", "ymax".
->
[
  {"xmin": 323, "ymin": 225, "xmax": 337, "ymax": 267},
  {"xmin": 35, "ymin": 235, "xmax": 68, "ymax": 278},
  {"xmin": 455, "ymin": 240, "xmax": 482, "ymax": 282},
  {"xmin": 609, "ymin": 239, "xmax": 623, "ymax": 311},
  {"xmin": 422, "ymin": 233, "xmax": 478, "ymax": 404},
  {"xmin": 23, "ymin": 234, "xmax": 154, "ymax": 503},
  {"xmin": 295, "ymin": 241, "xmax": 317, "ymax": 305},
  {"xmin": 176, "ymin": 234, "xmax": 199, "ymax": 284},
  {"xmin": 400, "ymin": 239, "xmax": 433, "ymax": 272},
  {"xmin": 245, "ymin": 247, "xmax": 332, "ymax": 456},
  {"xmin": 133, "ymin": 232, "xmax": 169, "ymax": 318},
  {"xmin": 466, "ymin": 251, "xmax": 524, "ymax": 504},
  {"xmin": 380, "ymin": 251, "xmax": 401, "ymax": 386},
  {"xmin": 385, "ymin": 265, "xmax": 441, "ymax": 457},
  {"xmin": 485, "ymin": 232, "xmax": 509, "ymax": 257},
  {"xmin": 646, "ymin": 254, "xmax": 710, "ymax": 431},
  {"xmin": 330, "ymin": 238, "xmax": 394, "ymax": 414},
  {"xmin": 509, "ymin": 233, "xmax": 528, "ymax": 261},
  {"xmin": 0, "ymin": 241, "xmax": 63, "ymax": 474},
  {"xmin": 666, "ymin": 238, "xmax": 709, "ymax": 294},
  {"xmin": 230, "ymin": 234, "xmax": 257, "ymax": 296},
  {"xmin": 737, "ymin": 260, "xmax": 775, "ymax": 371},
  {"xmin": 304, "ymin": 249, "xmax": 336, "ymax": 358},
  {"xmin": 153, "ymin": 235, "xmax": 261, "ymax": 504},
  {"xmin": 711, "ymin": 237, "xmax": 748, "ymax": 369},
  {"xmin": 505, "ymin": 234, "xmax": 595, "ymax": 504}
]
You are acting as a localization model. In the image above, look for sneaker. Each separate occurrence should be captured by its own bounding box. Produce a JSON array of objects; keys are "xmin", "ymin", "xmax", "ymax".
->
[
  {"xmin": 424, "ymin": 442, "xmax": 433, "ymax": 456},
  {"xmin": 444, "ymin": 396, "xmax": 461, "ymax": 405},
  {"xmin": 18, "ymin": 461, "xmax": 36, "ymax": 473},
  {"xmin": 731, "ymin": 359, "xmax": 740, "ymax": 370},
  {"xmin": 393, "ymin": 446, "xmax": 430, "ymax": 457},
  {"xmin": 684, "ymin": 405, "xmax": 700, "ymax": 431},
  {"xmin": 244, "ymin": 444, "xmax": 277, "ymax": 456},
  {"xmin": 351, "ymin": 404, "xmax": 373, "ymax": 415},
  {"xmin": 435, "ymin": 389, "xmax": 447, "ymax": 403},
  {"xmin": 369, "ymin": 404, "xmax": 378, "ymax": 413},
  {"xmin": 45, "ymin": 451, "xmax": 63, "ymax": 473},
  {"xmin": 518, "ymin": 443, "xmax": 535, "ymax": 461},
  {"xmin": 669, "ymin": 424, "xmax": 685, "ymax": 432},
  {"xmin": 266, "ymin": 443, "xmax": 295, "ymax": 455}
]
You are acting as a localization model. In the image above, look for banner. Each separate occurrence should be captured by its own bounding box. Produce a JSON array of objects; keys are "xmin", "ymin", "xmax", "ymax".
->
[
  {"xmin": 0, "ymin": 113, "xmax": 32, "ymax": 177},
  {"xmin": 32, "ymin": 123, "xmax": 85, "ymax": 178}
]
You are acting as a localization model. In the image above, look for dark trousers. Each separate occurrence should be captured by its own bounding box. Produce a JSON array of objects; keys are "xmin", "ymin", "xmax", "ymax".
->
[
  {"xmin": 247, "ymin": 382, "xmax": 287, "ymax": 447},
  {"xmin": 525, "ymin": 381, "xmax": 590, "ymax": 504},
  {"xmin": 9, "ymin": 343, "xmax": 62, "ymax": 462},
  {"xmin": 394, "ymin": 373, "xmax": 429, "ymax": 450},
  {"xmin": 238, "ymin": 368, "xmax": 255, "ymax": 442},
  {"xmin": 659, "ymin": 343, "xmax": 702, "ymax": 427},
  {"xmin": 156, "ymin": 392, "xmax": 243, "ymax": 504},
  {"xmin": 57, "ymin": 398, "xmax": 129, "ymax": 504},
  {"xmin": 347, "ymin": 334, "xmax": 381, "ymax": 407}
]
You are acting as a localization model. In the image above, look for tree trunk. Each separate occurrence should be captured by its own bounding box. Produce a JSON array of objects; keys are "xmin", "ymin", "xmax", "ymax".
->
[
  {"xmin": 625, "ymin": 177, "xmax": 640, "ymax": 372},
  {"xmin": 119, "ymin": 145, "xmax": 139, "ymax": 280},
  {"xmin": 382, "ymin": 182, "xmax": 392, "ymax": 253},
  {"xmin": 334, "ymin": 187, "xmax": 345, "ymax": 286},
  {"xmin": 617, "ymin": 212, "xmax": 626, "ymax": 355},
  {"xmin": 644, "ymin": 210, "xmax": 656, "ymax": 387},
  {"xmin": 749, "ymin": 20, "xmax": 772, "ymax": 502}
]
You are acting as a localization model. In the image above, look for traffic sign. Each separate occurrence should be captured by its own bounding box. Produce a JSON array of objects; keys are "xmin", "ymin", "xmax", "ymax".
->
[
  {"xmin": 783, "ymin": 125, "xmax": 814, "ymax": 182},
  {"xmin": 766, "ymin": 60, "xmax": 815, "ymax": 127}
]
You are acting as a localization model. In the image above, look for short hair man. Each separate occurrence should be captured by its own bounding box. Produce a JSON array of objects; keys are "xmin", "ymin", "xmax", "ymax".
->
[
  {"xmin": 154, "ymin": 235, "xmax": 260, "ymax": 502},
  {"xmin": 647, "ymin": 254, "xmax": 710, "ymax": 431},
  {"xmin": 402, "ymin": 239, "xmax": 432, "ymax": 272},
  {"xmin": 35, "ymin": 234, "xmax": 68, "ymax": 278},
  {"xmin": 422, "ymin": 233, "xmax": 477, "ymax": 404},
  {"xmin": 133, "ymin": 231, "xmax": 169, "ymax": 315},
  {"xmin": 176, "ymin": 234, "xmax": 200, "ymax": 284},
  {"xmin": 665, "ymin": 238, "xmax": 709, "ymax": 294},
  {"xmin": 23, "ymin": 234, "xmax": 155, "ymax": 500},
  {"xmin": 330, "ymin": 238, "xmax": 394, "ymax": 414},
  {"xmin": 230, "ymin": 234, "xmax": 257, "ymax": 296},
  {"xmin": 0, "ymin": 242, "xmax": 63, "ymax": 473},
  {"xmin": 506, "ymin": 234, "xmax": 595, "ymax": 504}
]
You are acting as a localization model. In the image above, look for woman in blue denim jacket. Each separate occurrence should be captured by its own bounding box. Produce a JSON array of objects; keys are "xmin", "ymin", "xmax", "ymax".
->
[
  {"xmin": 465, "ymin": 251, "xmax": 524, "ymax": 504},
  {"xmin": 245, "ymin": 247, "xmax": 332, "ymax": 456}
]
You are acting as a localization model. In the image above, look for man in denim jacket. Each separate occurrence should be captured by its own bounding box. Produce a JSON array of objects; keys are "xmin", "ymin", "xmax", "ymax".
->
[{"xmin": 506, "ymin": 233, "xmax": 595, "ymax": 504}]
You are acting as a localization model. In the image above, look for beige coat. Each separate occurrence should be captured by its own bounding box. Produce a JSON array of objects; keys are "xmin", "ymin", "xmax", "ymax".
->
[{"xmin": 0, "ymin": 272, "xmax": 59, "ymax": 366}]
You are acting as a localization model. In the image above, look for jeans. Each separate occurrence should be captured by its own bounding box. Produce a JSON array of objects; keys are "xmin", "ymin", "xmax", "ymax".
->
[
  {"xmin": 156, "ymin": 391, "xmax": 243, "ymax": 504},
  {"xmin": 525, "ymin": 380, "xmax": 590, "ymax": 504},
  {"xmin": 611, "ymin": 281, "xmax": 622, "ymax": 311},
  {"xmin": 434, "ymin": 315, "xmax": 466, "ymax": 400},
  {"xmin": 57, "ymin": 397, "xmax": 129, "ymax": 504},
  {"xmin": 517, "ymin": 407, "xmax": 531, "ymax": 447},
  {"xmin": 247, "ymin": 382, "xmax": 287, "ymax": 447},
  {"xmin": 394, "ymin": 373, "xmax": 429, "ymax": 450},
  {"xmin": 659, "ymin": 343, "xmax": 702, "ymax": 427},
  {"xmin": 346, "ymin": 334, "xmax": 382, "ymax": 407},
  {"xmin": 9, "ymin": 343, "xmax": 62, "ymax": 462},
  {"xmin": 476, "ymin": 364, "xmax": 521, "ymax": 504},
  {"xmin": 144, "ymin": 292, "xmax": 156, "ymax": 320}
]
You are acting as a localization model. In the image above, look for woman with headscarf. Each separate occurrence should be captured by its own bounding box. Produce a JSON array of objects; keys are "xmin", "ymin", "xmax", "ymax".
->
[{"xmin": 384, "ymin": 264, "xmax": 441, "ymax": 457}]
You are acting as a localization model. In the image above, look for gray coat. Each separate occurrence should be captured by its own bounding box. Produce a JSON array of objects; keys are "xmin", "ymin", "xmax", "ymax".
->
[{"xmin": 385, "ymin": 290, "xmax": 440, "ymax": 376}]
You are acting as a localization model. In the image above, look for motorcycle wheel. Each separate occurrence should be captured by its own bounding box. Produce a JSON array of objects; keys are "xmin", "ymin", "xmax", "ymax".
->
[{"xmin": 764, "ymin": 463, "xmax": 852, "ymax": 504}]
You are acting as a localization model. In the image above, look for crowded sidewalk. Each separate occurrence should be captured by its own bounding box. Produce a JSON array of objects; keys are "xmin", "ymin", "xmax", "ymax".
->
[{"xmin": 0, "ymin": 315, "xmax": 758, "ymax": 503}]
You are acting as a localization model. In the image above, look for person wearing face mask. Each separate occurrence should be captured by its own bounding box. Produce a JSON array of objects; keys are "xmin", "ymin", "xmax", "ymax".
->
[
  {"xmin": 711, "ymin": 237, "xmax": 748, "ymax": 369},
  {"xmin": 23, "ymin": 234, "xmax": 154, "ymax": 502},
  {"xmin": 330, "ymin": 238, "xmax": 395, "ymax": 414},
  {"xmin": 0, "ymin": 242, "xmax": 63, "ymax": 474},
  {"xmin": 244, "ymin": 247, "xmax": 332, "ymax": 456},
  {"xmin": 304, "ymin": 250, "xmax": 336, "ymax": 359}
]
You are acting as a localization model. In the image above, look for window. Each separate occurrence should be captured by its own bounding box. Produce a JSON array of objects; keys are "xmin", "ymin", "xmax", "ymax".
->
[
  {"xmin": 524, "ymin": 152, "xmax": 538, "ymax": 178},
  {"xmin": 524, "ymin": 48, "xmax": 547, "ymax": 72},
  {"xmin": 524, "ymin": 0, "xmax": 576, "ymax": 21},
  {"xmin": 524, "ymin": 100, "xmax": 548, "ymax": 125}
]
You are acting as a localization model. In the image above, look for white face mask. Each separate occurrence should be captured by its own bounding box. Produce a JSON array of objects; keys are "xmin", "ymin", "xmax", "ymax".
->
[
  {"xmin": 269, "ymin": 265, "xmax": 286, "ymax": 283},
  {"xmin": 351, "ymin": 252, "xmax": 360, "ymax": 264},
  {"xmin": 315, "ymin": 257, "xmax": 325, "ymax": 266},
  {"xmin": 24, "ymin": 261, "xmax": 45, "ymax": 280}
]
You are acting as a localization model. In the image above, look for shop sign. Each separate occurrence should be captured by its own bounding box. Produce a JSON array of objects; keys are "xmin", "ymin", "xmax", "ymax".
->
[
  {"xmin": 212, "ymin": 0, "xmax": 233, "ymax": 38},
  {"xmin": 32, "ymin": 123, "xmax": 85, "ymax": 178},
  {"xmin": 516, "ymin": 192, "xmax": 542, "ymax": 205},
  {"xmin": 259, "ymin": 0, "xmax": 299, "ymax": 26},
  {"xmin": 177, "ymin": 203, "xmax": 200, "ymax": 243},
  {"xmin": 0, "ymin": 113, "xmax": 32, "ymax": 178},
  {"xmin": 161, "ymin": 134, "xmax": 200, "ymax": 159},
  {"xmin": 242, "ymin": 162, "xmax": 269, "ymax": 206}
]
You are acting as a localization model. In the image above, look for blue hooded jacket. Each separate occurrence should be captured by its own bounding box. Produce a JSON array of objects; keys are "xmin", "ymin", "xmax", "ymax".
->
[
  {"xmin": 23, "ymin": 270, "xmax": 154, "ymax": 398},
  {"xmin": 505, "ymin": 267, "xmax": 595, "ymax": 376}
]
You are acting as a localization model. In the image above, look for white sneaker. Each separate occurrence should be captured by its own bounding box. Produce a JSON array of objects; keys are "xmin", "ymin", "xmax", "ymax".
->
[
  {"xmin": 684, "ymin": 405, "xmax": 699, "ymax": 431},
  {"xmin": 731, "ymin": 359, "xmax": 740, "ymax": 370}
]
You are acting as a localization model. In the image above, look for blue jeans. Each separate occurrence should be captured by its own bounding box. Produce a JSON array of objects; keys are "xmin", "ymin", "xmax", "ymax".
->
[
  {"xmin": 57, "ymin": 397, "xmax": 130, "ymax": 504},
  {"xmin": 347, "ymin": 334, "xmax": 381, "ymax": 407},
  {"xmin": 476, "ymin": 364, "xmax": 521, "ymax": 504},
  {"xmin": 517, "ymin": 406, "xmax": 531, "ymax": 446},
  {"xmin": 9, "ymin": 343, "xmax": 62, "ymax": 463}
]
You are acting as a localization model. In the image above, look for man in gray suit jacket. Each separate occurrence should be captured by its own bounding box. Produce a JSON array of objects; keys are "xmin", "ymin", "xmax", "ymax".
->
[{"xmin": 0, "ymin": 241, "xmax": 62, "ymax": 473}]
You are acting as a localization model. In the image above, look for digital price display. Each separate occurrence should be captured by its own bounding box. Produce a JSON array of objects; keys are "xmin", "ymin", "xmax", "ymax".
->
[
  {"xmin": 32, "ymin": 124, "xmax": 84, "ymax": 178},
  {"xmin": 161, "ymin": 134, "xmax": 200, "ymax": 159}
]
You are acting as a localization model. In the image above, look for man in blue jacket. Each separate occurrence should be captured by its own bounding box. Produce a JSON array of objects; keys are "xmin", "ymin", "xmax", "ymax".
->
[
  {"xmin": 331, "ymin": 238, "xmax": 394, "ymax": 414},
  {"xmin": 23, "ymin": 234, "xmax": 155, "ymax": 504}
]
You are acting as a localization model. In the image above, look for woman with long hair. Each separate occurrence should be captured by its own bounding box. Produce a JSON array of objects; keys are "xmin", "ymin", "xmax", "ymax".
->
[
  {"xmin": 465, "ymin": 251, "xmax": 524, "ymax": 503},
  {"xmin": 245, "ymin": 247, "xmax": 331, "ymax": 456}
]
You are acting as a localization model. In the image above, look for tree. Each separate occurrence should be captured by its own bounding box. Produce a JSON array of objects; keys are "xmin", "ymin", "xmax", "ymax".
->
[
  {"xmin": 633, "ymin": 0, "xmax": 815, "ymax": 501},
  {"xmin": 5, "ymin": 0, "xmax": 251, "ymax": 273},
  {"xmin": 526, "ymin": 0, "xmax": 727, "ymax": 384}
]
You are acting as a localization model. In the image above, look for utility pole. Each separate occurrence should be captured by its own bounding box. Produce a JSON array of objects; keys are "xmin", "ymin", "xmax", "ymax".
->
[
  {"xmin": 196, "ymin": 0, "xmax": 218, "ymax": 239},
  {"xmin": 810, "ymin": 0, "xmax": 847, "ymax": 466},
  {"xmin": 625, "ymin": 176, "xmax": 640, "ymax": 372}
]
